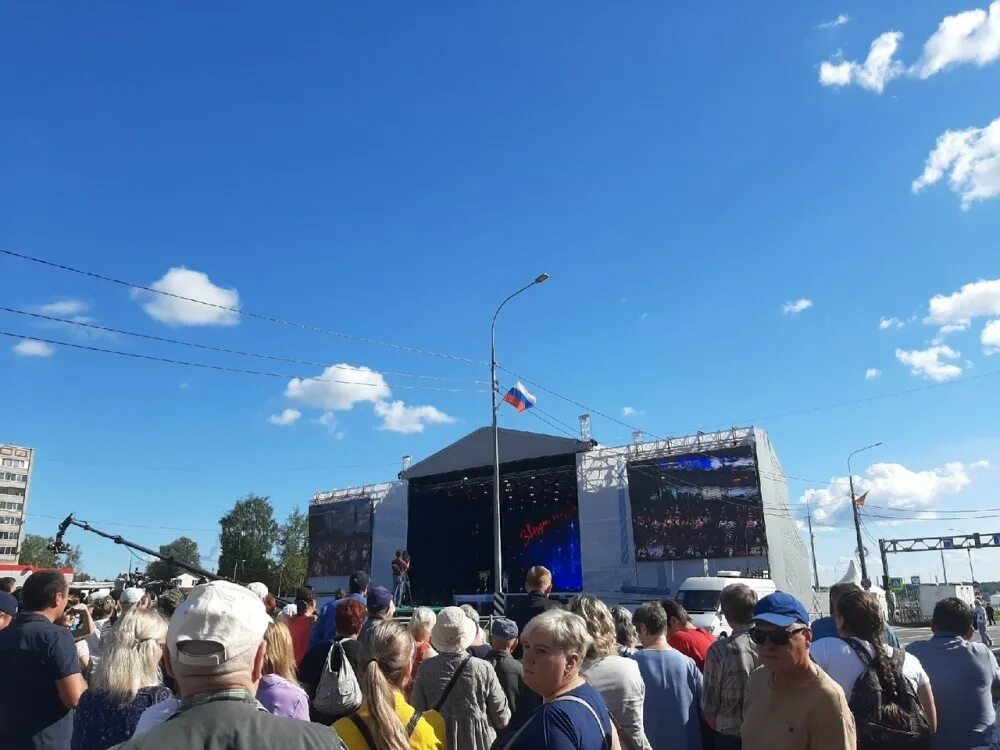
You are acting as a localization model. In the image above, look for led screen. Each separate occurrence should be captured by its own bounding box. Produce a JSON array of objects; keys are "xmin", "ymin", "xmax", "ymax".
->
[
  {"xmin": 308, "ymin": 497, "xmax": 374, "ymax": 577},
  {"xmin": 627, "ymin": 444, "xmax": 767, "ymax": 561}
]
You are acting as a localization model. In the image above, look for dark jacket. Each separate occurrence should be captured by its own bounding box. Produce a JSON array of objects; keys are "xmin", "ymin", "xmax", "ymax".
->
[
  {"xmin": 510, "ymin": 592, "xmax": 562, "ymax": 659},
  {"xmin": 484, "ymin": 650, "xmax": 524, "ymax": 716},
  {"xmin": 110, "ymin": 696, "xmax": 342, "ymax": 750},
  {"xmin": 511, "ymin": 591, "xmax": 562, "ymax": 631}
]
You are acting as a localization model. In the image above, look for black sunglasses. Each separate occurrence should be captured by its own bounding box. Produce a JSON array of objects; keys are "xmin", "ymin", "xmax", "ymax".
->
[{"xmin": 749, "ymin": 625, "xmax": 808, "ymax": 646}]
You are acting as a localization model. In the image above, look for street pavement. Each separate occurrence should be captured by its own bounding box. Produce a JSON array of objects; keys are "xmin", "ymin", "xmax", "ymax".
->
[{"xmin": 894, "ymin": 623, "xmax": 1000, "ymax": 648}]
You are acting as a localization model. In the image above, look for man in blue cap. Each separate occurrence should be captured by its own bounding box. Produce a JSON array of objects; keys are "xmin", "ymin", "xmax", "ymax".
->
[
  {"xmin": 740, "ymin": 592, "xmax": 856, "ymax": 750},
  {"xmin": 485, "ymin": 617, "xmax": 524, "ymax": 717}
]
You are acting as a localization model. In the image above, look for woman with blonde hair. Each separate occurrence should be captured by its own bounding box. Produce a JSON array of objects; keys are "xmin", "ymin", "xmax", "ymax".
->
[
  {"xmin": 258, "ymin": 620, "xmax": 310, "ymax": 719},
  {"xmin": 71, "ymin": 608, "xmax": 172, "ymax": 750},
  {"xmin": 500, "ymin": 609, "xmax": 616, "ymax": 750},
  {"xmin": 567, "ymin": 595, "xmax": 651, "ymax": 750},
  {"xmin": 334, "ymin": 620, "xmax": 447, "ymax": 749}
]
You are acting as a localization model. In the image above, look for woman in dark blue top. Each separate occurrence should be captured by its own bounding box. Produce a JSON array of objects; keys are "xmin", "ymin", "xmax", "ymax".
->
[
  {"xmin": 71, "ymin": 608, "xmax": 174, "ymax": 750},
  {"xmin": 499, "ymin": 609, "xmax": 614, "ymax": 750}
]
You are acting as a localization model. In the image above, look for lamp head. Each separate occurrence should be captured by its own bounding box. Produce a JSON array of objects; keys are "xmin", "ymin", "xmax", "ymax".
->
[{"xmin": 534, "ymin": 273, "xmax": 550, "ymax": 284}]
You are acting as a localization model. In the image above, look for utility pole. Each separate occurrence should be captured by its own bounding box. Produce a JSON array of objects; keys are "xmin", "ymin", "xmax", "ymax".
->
[
  {"xmin": 807, "ymin": 499, "xmax": 820, "ymax": 590},
  {"xmin": 968, "ymin": 548, "xmax": 976, "ymax": 584},
  {"xmin": 941, "ymin": 550, "xmax": 948, "ymax": 584},
  {"xmin": 490, "ymin": 274, "xmax": 549, "ymax": 614},
  {"xmin": 848, "ymin": 442, "xmax": 882, "ymax": 584}
]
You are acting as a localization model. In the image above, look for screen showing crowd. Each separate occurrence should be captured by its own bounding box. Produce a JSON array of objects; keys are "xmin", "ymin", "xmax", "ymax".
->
[
  {"xmin": 627, "ymin": 444, "xmax": 768, "ymax": 562},
  {"xmin": 307, "ymin": 497, "xmax": 374, "ymax": 577}
]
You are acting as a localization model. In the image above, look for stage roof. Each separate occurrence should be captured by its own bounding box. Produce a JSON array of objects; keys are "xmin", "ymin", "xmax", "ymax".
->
[{"xmin": 401, "ymin": 426, "xmax": 593, "ymax": 480}]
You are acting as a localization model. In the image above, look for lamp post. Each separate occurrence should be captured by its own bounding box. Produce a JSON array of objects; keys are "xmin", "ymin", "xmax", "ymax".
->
[
  {"xmin": 491, "ymin": 273, "xmax": 549, "ymax": 611},
  {"xmin": 848, "ymin": 441, "xmax": 882, "ymax": 584}
]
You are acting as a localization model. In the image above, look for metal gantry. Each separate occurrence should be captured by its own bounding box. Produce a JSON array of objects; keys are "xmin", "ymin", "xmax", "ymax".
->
[{"xmin": 879, "ymin": 532, "xmax": 1000, "ymax": 619}]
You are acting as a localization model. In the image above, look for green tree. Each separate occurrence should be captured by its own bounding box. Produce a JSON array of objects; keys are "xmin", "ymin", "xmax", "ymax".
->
[
  {"xmin": 146, "ymin": 536, "xmax": 202, "ymax": 582},
  {"xmin": 275, "ymin": 507, "xmax": 309, "ymax": 596},
  {"xmin": 72, "ymin": 571, "xmax": 94, "ymax": 582},
  {"xmin": 18, "ymin": 534, "xmax": 82, "ymax": 569},
  {"xmin": 218, "ymin": 495, "xmax": 279, "ymax": 589}
]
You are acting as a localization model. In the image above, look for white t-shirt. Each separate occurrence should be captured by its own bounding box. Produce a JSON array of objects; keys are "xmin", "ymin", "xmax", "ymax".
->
[{"xmin": 810, "ymin": 637, "xmax": 929, "ymax": 699}]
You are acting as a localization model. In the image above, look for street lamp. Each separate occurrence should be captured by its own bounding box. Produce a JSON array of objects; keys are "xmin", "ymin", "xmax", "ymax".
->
[
  {"xmin": 491, "ymin": 273, "xmax": 549, "ymax": 612},
  {"xmin": 848, "ymin": 441, "xmax": 882, "ymax": 584}
]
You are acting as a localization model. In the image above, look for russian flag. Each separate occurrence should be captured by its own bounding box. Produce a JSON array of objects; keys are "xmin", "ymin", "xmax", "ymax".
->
[{"xmin": 503, "ymin": 381, "xmax": 537, "ymax": 412}]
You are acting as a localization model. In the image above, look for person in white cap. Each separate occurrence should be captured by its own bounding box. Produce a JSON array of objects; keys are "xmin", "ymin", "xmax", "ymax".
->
[
  {"xmin": 120, "ymin": 587, "xmax": 149, "ymax": 612},
  {"xmin": 112, "ymin": 580, "xmax": 343, "ymax": 750},
  {"xmin": 247, "ymin": 581, "xmax": 269, "ymax": 601},
  {"xmin": 411, "ymin": 605, "xmax": 510, "ymax": 750}
]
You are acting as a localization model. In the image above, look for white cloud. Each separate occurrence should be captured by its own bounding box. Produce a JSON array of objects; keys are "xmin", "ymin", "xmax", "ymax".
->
[
  {"xmin": 13, "ymin": 339, "xmax": 55, "ymax": 358},
  {"xmin": 925, "ymin": 278, "xmax": 1000, "ymax": 326},
  {"xmin": 912, "ymin": 116, "xmax": 1000, "ymax": 209},
  {"xmin": 179, "ymin": 381, "xmax": 191, "ymax": 389},
  {"xmin": 819, "ymin": 31, "xmax": 904, "ymax": 93},
  {"xmin": 914, "ymin": 0, "xmax": 1000, "ymax": 78},
  {"xmin": 131, "ymin": 267, "xmax": 240, "ymax": 327},
  {"xmin": 982, "ymin": 319, "xmax": 1000, "ymax": 353},
  {"xmin": 623, "ymin": 406, "xmax": 639, "ymax": 416},
  {"xmin": 895, "ymin": 345, "xmax": 963, "ymax": 381},
  {"xmin": 803, "ymin": 460, "xmax": 983, "ymax": 528},
  {"xmin": 878, "ymin": 317, "xmax": 905, "ymax": 330},
  {"xmin": 267, "ymin": 408, "xmax": 301, "ymax": 426},
  {"xmin": 782, "ymin": 298, "xmax": 814, "ymax": 315},
  {"xmin": 865, "ymin": 368, "xmax": 882, "ymax": 380},
  {"xmin": 971, "ymin": 459, "xmax": 992, "ymax": 469},
  {"xmin": 639, "ymin": 312, "xmax": 649, "ymax": 320},
  {"xmin": 312, "ymin": 412, "xmax": 345, "ymax": 439},
  {"xmin": 818, "ymin": 14, "xmax": 850, "ymax": 30},
  {"xmin": 373, "ymin": 400, "xmax": 456, "ymax": 434},
  {"xmin": 314, "ymin": 411, "xmax": 337, "ymax": 427},
  {"xmin": 285, "ymin": 364, "xmax": 391, "ymax": 410},
  {"xmin": 35, "ymin": 299, "xmax": 89, "ymax": 317}
]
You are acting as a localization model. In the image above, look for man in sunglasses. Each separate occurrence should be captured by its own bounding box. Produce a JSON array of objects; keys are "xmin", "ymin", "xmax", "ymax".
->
[{"xmin": 741, "ymin": 592, "xmax": 856, "ymax": 750}]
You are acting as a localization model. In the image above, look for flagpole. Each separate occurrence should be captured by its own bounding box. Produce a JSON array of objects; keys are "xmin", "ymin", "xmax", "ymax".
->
[
  {"xmin": 491, "ymin": 274, "xmax": 549, "ymax": 613},
  {"xmin": 848, "ymin": 442, "xmax": 882, "ymax": 586}
]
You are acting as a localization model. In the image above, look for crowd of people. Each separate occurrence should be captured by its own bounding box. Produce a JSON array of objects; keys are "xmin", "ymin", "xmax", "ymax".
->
[{"xmin": 2, "ymin": 567, "xmax": 1000, "ymax": 750}]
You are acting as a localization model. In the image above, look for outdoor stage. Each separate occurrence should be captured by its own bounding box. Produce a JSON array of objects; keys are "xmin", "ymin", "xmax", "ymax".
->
[{"xmin": 307, "ymin": 425, "xmax": 811, "ymax": 607}]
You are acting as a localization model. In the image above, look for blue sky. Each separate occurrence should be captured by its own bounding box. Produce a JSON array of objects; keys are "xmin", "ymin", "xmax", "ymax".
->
[{"xmin": 3, "ymin": 2, "xmax": 1000, "ymax": 583}]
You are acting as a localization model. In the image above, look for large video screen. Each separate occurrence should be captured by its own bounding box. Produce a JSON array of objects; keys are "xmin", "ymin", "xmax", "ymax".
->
[
  {"xmin": 627, "ymin": 444, "xmax": 767, "ymax": 562},
  {"xmin": 308, "ymin": 497, "xmax": 374, "ymax": 577},
  {"xmin": 407, "ymin": 463, "xmax": 582, "ymax": 603}
]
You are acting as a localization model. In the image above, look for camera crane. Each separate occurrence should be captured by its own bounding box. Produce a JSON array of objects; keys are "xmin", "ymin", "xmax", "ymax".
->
[{"xmin": 48, "ymin": 513, "xmax": 221, "ymax": 585}]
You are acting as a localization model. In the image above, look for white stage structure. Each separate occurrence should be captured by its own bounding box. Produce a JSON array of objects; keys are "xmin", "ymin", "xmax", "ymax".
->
[{"xmin": 309, "ymin": 426, "xmax": 812, "ymax": 607}]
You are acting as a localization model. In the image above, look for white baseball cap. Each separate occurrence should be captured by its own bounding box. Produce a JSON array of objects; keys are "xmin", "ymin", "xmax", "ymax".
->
[
  {"xmin": 247, "ymin": 581, "xmax": 269, "ymax": 600},
  {"xmin": 120, "ymin": 587, "xmax": 146, "ymax": 607},
  {"xmin": 167, "ymin": 580, "xmax": 271, "ymax": 675}
]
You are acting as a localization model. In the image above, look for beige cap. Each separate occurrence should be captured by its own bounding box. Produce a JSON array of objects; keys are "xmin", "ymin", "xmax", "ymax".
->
[{"xmin": 167, "ymin": 581, "xmax": 270, "ymax": 675}]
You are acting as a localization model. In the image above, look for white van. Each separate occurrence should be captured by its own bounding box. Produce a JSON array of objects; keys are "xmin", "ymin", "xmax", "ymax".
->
[{"xmin": 674, "ymin": 572, "xmax": 777, "ymax": 636}]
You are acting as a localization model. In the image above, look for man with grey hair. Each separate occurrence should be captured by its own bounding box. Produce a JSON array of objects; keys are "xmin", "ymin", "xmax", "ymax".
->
[
  {"xmin": 113, "ymin": 580, "xmax": 343, "ymax": 749},
  {"xmin": 702, "ymin": 583, "xmax": 760, "ymax": 750}
]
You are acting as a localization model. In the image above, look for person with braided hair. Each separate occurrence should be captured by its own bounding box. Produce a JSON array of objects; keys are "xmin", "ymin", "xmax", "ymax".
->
[
  {"xmin": 333, "ymin": 620, "xmax": 446, "ymax": 749},
  {"xmin": 810, "ymin": 588, "xmax": 936, "ymax": 735}
]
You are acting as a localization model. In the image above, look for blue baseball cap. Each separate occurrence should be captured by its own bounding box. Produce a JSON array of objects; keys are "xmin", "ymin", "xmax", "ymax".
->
[
  {"xmin": 0, "ymin": 591, "xmax": 17, "ymax": 617},
  {"xmin": 491, "ymin": 617, "xmax": 518, "ymax": 640},
  {"xmin": 367, "ymin": 586, "xmax": 393, "ymax": 611},
  {"xmin": 753, "ymin": 592, "xmax": 810, "ymax": 627}
]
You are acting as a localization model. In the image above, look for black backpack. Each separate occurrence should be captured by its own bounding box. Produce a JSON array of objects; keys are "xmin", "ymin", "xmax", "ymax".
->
[{"xmin": 845, "ymin": 639, "xmax": 931, "ymax": 750}]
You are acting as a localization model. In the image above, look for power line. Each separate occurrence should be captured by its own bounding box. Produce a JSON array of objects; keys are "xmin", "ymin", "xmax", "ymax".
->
[
  {"xmin": 2, "ymin": 307, "xmax": 487, "ymax": 384},
  {"xmin": 0, "ymin": 330, "xmax": 482, "ymax": 394},
  {"xmin": 41, "ymin": 457, "xmax": 398, "ymax": 472},
  {"xmin": 27, "ymin": 512, "xmax": 218, "ymax": 534},
  {"xmin": 1, "ymin": 248, "xmax": 487, "ymax": 366}
]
